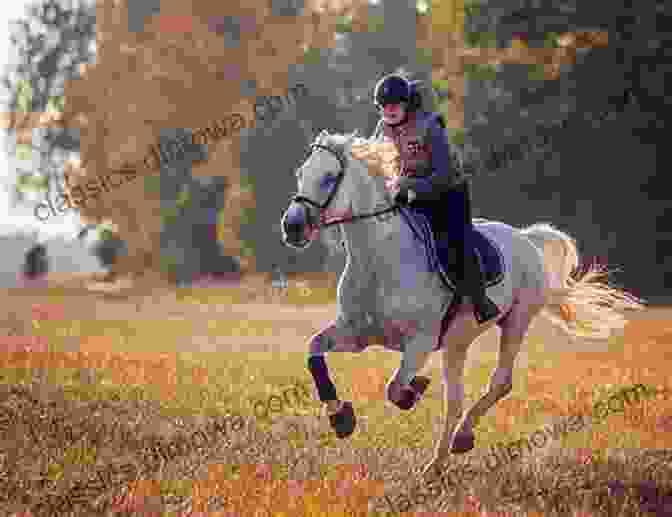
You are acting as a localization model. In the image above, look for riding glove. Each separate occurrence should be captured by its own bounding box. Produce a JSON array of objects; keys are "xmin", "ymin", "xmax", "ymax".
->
[{"xmin": 393, "ymin": 177, "xmax": 418, "ymax": 204}]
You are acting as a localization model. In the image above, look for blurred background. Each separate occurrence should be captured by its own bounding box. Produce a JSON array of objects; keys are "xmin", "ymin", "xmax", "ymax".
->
[{"xmin": 0, "ymin": 0, "xmax": 667, "ymax": 302}]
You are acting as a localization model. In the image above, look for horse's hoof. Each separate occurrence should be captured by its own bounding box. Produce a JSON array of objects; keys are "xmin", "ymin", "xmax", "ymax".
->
[
  {"xmin": 393, "ymin": 388, "xmax": 416, "ymax": 410},
  {"xmin": 450, "ymin": 432, "xmax": 475, "ymax": 454},
  {"xmin": 392, "ymin": 376, "xmax": 431, "ymax": 410},
  {"xmin": 410, "ymin": 376, "xmax": 431, "ymax": 396},
  {"xmin": 329, "ymin": 401, "xmax": 356, "ymax": 438}
]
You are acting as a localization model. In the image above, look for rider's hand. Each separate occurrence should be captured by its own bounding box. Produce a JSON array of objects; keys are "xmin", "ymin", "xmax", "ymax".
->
[
  {"xmin": 393, "ymin": 188, "xmax": 410, "ymax": 204},
  {"xmin": 391, "ymin": 176, "xmax": 417, "ymax": 205},
  {"xmin": 384, "ymin": 175, "xmax": 400, "ymax": 192}
]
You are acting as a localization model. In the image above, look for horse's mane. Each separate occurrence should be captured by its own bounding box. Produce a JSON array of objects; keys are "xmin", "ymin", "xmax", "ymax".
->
[
  {"xmin": 314, "ymin": 131, "xmax": 400, "ymax": 253},
  {"xmin": 320, "ymin": 131, "xmax": 401, "ymax": 180}
]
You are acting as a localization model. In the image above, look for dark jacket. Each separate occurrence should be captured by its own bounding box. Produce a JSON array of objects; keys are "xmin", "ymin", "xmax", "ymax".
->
[{"xmin": 372, "ymin": 110, "xmax": 465, "ymax": 202}]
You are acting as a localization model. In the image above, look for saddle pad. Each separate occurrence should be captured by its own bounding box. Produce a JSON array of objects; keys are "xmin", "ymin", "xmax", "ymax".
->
[{"xmin": 398, "ymin": 207, "xmax": 505, "ymax": 292}]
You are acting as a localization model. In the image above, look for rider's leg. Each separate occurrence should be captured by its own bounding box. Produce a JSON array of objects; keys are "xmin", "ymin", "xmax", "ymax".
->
[{"xmin": 449, "ymin": 183, "xmax": 500, "ymax": 324}]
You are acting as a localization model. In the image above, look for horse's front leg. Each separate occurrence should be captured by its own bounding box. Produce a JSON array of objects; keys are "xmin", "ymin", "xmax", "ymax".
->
[
  {"xmin": 307, "ymin": 320, "xmax": 370, "ymax": 438},
  {"xmin": 385, "ymin": 324, "xmax": 436, "ymax": 410}
]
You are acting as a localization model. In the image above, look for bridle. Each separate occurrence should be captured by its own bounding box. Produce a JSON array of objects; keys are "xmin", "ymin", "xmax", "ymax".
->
[{"xmin": 289, "ymin": 142, "xmax": 399, "ymax": 228}]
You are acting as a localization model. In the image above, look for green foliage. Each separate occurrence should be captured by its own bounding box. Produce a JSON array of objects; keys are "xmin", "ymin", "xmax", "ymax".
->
[
  {"xmin": 416, "ymin": 47, "xmax": 433, "ymax": 67},
  {"xmin": 447, "ymin": 127, "xmax": 467, "ymax": 147},
  {"xmin": 463, "ymin": 62, "xmax": 499, "ymax": 81},
  {"xmin": 97, "ymin": 221, "xmax": 117, "ymax": 241},
  {"xmin": 335, "ymin": 14, "xmax": 353, "ymax": 34},
  {"xmin": 465, "ymin": 30, "xmax": 497, "ymax": 48},
  {"xmin": 240, "ymin": 241, "xmax": 256, "ymax": 258},
  {"xmin": 416, "ymin": 0, "xmax": 429, "ymax": 15},
  {"xmin": 15, "ymin": 144, "xmax": 33, "ymax": 161},
  {"xmin": 159, "ymin": 478, "xmax": 193, "ymax": 500},
  {"xmin": 45, "ymin": 458, "xmax": 65, "ymax": 482},
  {"xmin": 432, "ymin": 78, "xmax": 451, "ymax": 92},
  {"xmin": 240, "ymin": 206, "xmax": 256, "ymax": 226},
  {"xmin": 98, "ymin": 228, "xmax": 114, "ymax": 241},
  {"xmin": 176, "ymin": 185, "xmax": 191, "ymax": 208},
  {"xmin": 437, "ymin": 98, "xmax": 451, "ymax": 126},
  {"xmin": 17, "ymin": 172, "xmax": 48, "ymax": 192},
  {"xmin": 63, "ymin": 441, "xmax": 98, "ymax": 467},
  {"xmin": 15, "ymin": 80, "xmax": 32, "ymax": 112},
  {"xmin": 527, "ymin": 63, "xmax": 547, "ymax": 81},
  {"xmin": 159, "ymin": 253, "xmax": 180, "ymax": 276},
  {"xmin": 302, "ymin": 46, "xmax": 322, "ymax": 66},
  {"xmin": 144, "ymin": 174, "xmax": 161, "ymax": 194},
  {"xmin": 463, "ymin": 0, "xmax": 481, "ymax": 18},
  {"xmin": 367, "ymin": 14, "xmax": 385, "ymax": 32},
  {"xmin": 162, "ymin": 205, "xmax": 180, "ymax": 225},
  {"xmin": 543, "ymin": 32, "xmax": 561, "ymax": 49},
  {"xmin": 47, "ymin": 95, "xmax": 65, "ymax": 112},
  {"xmin": 240, "ymin": 174, "xmax": 255, "ymax": 193}
]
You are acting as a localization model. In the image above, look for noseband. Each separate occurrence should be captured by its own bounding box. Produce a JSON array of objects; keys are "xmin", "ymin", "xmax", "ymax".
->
[{"xmin": 290, "ymin": 142, "xmax": 399, "ymax": 228}]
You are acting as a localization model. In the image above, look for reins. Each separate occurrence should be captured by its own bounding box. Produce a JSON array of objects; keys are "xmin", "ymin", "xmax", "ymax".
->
[
  {"xmin": 318, "ymin": 204, "xmax": 400, "ymax": 228},
  {"xmin": 291, "ymin": 138, "xmax": 425, "ymax": 243}
]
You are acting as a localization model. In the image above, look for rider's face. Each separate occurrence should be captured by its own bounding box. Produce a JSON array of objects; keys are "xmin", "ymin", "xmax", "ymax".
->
[{"xmin": 381, "ymin": 102, "xmax": 406, "ymax": 124}]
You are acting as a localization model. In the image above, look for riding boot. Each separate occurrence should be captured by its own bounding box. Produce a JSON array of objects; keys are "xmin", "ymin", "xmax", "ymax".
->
[{"xmin": 461, "ymin": 246, "xmax": 500, "ymax": 324}]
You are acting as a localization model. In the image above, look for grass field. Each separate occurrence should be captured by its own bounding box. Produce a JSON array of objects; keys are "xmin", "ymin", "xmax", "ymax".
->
[{"xmin": 1, "ymin": 274, "xmax": 671, "ymax": 516}]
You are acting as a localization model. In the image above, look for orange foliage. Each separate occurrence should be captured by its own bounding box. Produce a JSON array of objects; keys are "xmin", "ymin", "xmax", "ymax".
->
[{"xmin": 58, "ymin": 0, "xmax": 369, "ymax": 280}]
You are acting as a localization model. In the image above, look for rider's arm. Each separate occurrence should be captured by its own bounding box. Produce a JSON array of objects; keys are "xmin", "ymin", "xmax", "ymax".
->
[{"xmin": 397, "ymin": 114, "xmax": 464, "ymax": 202}]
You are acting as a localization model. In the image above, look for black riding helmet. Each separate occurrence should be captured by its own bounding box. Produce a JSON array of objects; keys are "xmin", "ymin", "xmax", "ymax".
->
[{"xmin": 374, "ymin": 74, "xmax": 422, "ymax": 111}]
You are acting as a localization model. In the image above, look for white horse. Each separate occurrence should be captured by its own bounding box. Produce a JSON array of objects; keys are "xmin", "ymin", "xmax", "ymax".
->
[{"xmin": 280, "ymin": 130, "xmax": 644, "ymax": 475}]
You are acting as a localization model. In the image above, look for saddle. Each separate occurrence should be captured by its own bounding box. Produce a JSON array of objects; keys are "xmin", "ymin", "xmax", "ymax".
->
[{"xmin": 398, "ymin": 209, "xmax": 505, "ymax": 292}]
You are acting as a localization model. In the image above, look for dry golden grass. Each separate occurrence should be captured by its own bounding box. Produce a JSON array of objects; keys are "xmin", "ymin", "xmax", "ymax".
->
[{"xmin": 1, "ymin": 275, "xmax": 671, "ymax": 516}]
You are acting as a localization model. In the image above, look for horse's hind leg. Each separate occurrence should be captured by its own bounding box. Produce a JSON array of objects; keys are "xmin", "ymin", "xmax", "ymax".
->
[
  {"xmin": 431, "ymin": 308, "xmax": 484, "ymax": 460},
  {"xmin": 307, "ymin": 321, "xmax": 369, "ymax": 438},
  {"xmin": 454, "ymin": 298, "xmax": 543, "ymax": 450}
]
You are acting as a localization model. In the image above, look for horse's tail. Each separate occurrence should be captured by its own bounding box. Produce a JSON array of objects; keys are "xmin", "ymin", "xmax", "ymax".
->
[{"xmin": 521, "ymin": 223, "xmax": 645, "ymax": 340}]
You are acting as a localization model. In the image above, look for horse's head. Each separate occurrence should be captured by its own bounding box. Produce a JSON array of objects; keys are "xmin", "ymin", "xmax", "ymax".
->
[{"xmin": 281, "ymin": 130, "xmax": 361, "ymax": 249}]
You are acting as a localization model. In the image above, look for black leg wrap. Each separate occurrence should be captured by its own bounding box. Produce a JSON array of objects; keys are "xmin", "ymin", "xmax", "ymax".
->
[
  {"xmin": 307, "ymin": 356, "xmax": 338, "ymax": 402},
  {"xmin": 329, "ymin": 401, "xmax": 356, "ymax": 438},
  {"xmin": 395, "ymin": 388, "xmax": 417, "ymax": 410}
]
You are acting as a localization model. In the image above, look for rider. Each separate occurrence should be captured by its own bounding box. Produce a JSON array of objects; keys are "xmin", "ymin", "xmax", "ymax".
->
[{"xmin": 372, "ymin": 73, "xmax": 500, "ymax": 324}]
